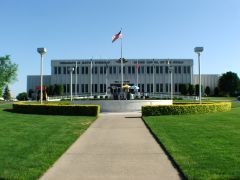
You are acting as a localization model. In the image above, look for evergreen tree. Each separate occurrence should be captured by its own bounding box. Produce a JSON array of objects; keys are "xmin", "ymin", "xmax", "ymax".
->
[
  {"xmin": 3, "ymin": 85, "xmax": 11, "ymax": 100},
  {"xmin": 205, "ymin": 86, "xmax": 211, "ymax": 96},
  {"xmin": 188, "ymin": 84, "xmax": 195, "ymax": 96}
]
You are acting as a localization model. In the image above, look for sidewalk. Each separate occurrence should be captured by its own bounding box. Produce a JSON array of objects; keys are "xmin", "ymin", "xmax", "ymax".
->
[{"xmin": 40, "ymin": 112, "xmax": 181, "ymax": 180}]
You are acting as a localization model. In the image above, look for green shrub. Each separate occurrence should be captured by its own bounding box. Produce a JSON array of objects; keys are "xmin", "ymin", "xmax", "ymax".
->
[
  {"xmin": 142, "ymin": 102, "xmax": 231, "ymax": 116},
  {"xmin": 12, "ymin": 102, "xmax": 100, "ymax": 116}
]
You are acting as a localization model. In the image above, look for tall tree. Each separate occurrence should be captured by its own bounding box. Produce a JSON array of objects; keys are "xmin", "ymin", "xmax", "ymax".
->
[
  {"xmin": 205, "ymin": 86, "xmax": 211, "ymax": 96},
  {"xmin": 17, "ymin": 92, "xmax": 28, "ymax": 101},
  {"xmin": 218, "ymin": 71, "xmax": 240, "ymax": 96},
  {"xmin": 0, "ymin": 55, "xmax": 18, "ymax": 93},
  {"xmin": 3, "ymin": 85, "xmax": 11, "ymax": 100},
  {"xmin": 188, "ymin": 84, "xmax": 195, "ymax": 96}
]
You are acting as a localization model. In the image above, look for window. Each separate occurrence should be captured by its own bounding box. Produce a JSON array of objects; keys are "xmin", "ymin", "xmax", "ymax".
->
[
  {"xmin": 156, "ymin": 84, "xmax": 159, "ymax": 92},
  {"xmin": 95, "ymin": 84, "xmax": 98, "ymax": 93},
  {"xmin": 77, "ymin": 84, "xmax": 79, "ymax": 93},
  {"xmin": 113, "ymin": 66, "xmax": 116, "ymax": 74},
  {"xmin": 141, "ymin": 66, "xmax": 144, "ymax": 74},
  {"xmin": 165, "ymin": 66, "xmax": 168, "ymax": 74},
  {"xmin": 166, "ymin": 84, "xmax": 169, "ymax": 92},
  {"xmin": 160, "ymin": 66, "xmax": 163, "ymax": 74},
  {"xmin": 175, "ymin": 84, "xmax": 178, "ymax": 92},
  {"xmin": 184, "ymin": 66, "xmax": 187, "ymax": 74},
  {"xmin": 54, "ymin": 67, "xmax": 57, "ymax": 74},
  {"xmin": 82, "ymin": 67, "xmax": 85, "ymax": 74},
  {"xmin": 151, "ymin": 67, "xmax": 153, "ymax": 74},
  {"xmin": 77, "ymin": 67, "xmax": 80, "ymax": 74},
  {"xmin": 85, "ymin": 84, "xmax": 88, "ymax": 93},
  {"xmin": 175, "ymin": 66, "xmax": 177, "ymax": 73},
  {"xmin": 128, "ymin": 66, "xmax": 131, "ymax": 74},
  {"xmin": 109, "ymin": 66, "xmax": 112, "ymax": 74},
  {"xmin": 100, "ymin": 84, "xmax": 103, "ymax": 93},
  {"xmin": 100, "ymin": 67, "xmax": 103, "ymax": 74},
  {"xmin": 119, "ymin": 66, "xmax": 121, "ymax": 73},
  {"xmin": 147, "ymin": 66, "xmax": 150, "ymax": 74},
  {"xmin": 94, "ymin": 67, "xmax": 97, "ymax": 74},
  {"xmin": 187, "ymin": 66, "xmax": 191, "ymax": 73},
  {"xmin": 132, "ymin": 66, "xmax": 135, "ymax": 74},
  {"xmin": 104, "ymin": 84, "xmax": 106, "ymax": 92},
  {"xmin": 147, "ymin": 84, "xmax": 150, "ymax": 92},
  {"xmin": 151, "ymin": 84, "xmax": 153, "ymax": 92},
  {"xmin": 85, "ymin": 67, "xmax": 88, "ymax": 74},
  {"xmin": 156, "ymin": 66, "xmax": 159, "ymax": 74},
  {"xmin": 81, "ymin": 84, "xmax": 84, "ymax": 93},
  {"xmin": 104, "ymin": 67, "xmax": 106, "ymax": 74},
  {"xmin": 72, "ymin": 84, "xmax": 75, "ymax": 93},
  {"xmin": 160, "ymin": 83, "xmax": 163, "ymax": 92},
  {"xmin": 58, "ymin": 67, "xmax": 61, "ymax": 74},
  {"xmin": 141, "ymin": 84, "xmax": 144, "ymax": 92},
  {"xmin": 63, "ymin": 67, "xmax": 66, "ymax": 74},
  {"xmin": 123, "ymin": 66, "xmax": 126, "ymax": 74},
  {"xmin": 63, "ymin": 85, "xmax": 66, "ymax": 93},
  {"xmin": 178, "ymin": 66, "xmax": 181, "ymax": 74}
]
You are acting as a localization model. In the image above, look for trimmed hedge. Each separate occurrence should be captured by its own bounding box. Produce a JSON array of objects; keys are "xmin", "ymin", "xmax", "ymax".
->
[
  {"xmin": 12, "ymin": 103, "xmax": 100, "ymax": 116},
  {"xmin": 142, "ymin": 102, "xmax": 232, "ymax": 116}
]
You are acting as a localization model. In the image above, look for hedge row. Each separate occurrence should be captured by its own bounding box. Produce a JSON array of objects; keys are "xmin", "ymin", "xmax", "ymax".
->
[
  {"xmin": 142, "ymin": 102, "xmax": 232, "ymax": 116},
  {"xmin": 12, "ymin": 103, "xmax": 100, "ymax": 116}
]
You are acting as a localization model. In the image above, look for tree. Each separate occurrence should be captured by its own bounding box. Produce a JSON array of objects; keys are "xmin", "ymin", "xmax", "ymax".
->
[
  {"xmin": 3, "ymin": 85, "xmax": 11, "ymax": 100},
  {"xmin": 53, "ymin": 84, "xmax": 64, "ymax": 96},
  {"xmin": 28, "ymin": 89, "xmax": 34, "ymax": 98},
  {"xmin": 195, "ymin": 84, "xmax": 203, "ymax": 96},
  {"xmin": 205, "ymin": 86, "xmax": 211, "ymax": 96},
  {"xmin": 214, "ymin": 87, "xmax": 219, "ymax": 96},
  {"xmin": 218, "ymin": 71, "xmax": 240, "ymax": 96},
  {"xmin": 46, "ymin": 85, "xmax": 54, "ymax": 96},
  {"xmin": 188, "ymin": 84, "xmax": 195, "ymax": 96},
  {"xmin": 16, "ymin": 92, "xmax": 28, "ymax": 101},
  {"xmin": 0, "ymin": 55, "xmax": 18, "ymax": 93},
  {"xmin": 179, "ymin": 84, "xmax": 188, "ymax": 95}
]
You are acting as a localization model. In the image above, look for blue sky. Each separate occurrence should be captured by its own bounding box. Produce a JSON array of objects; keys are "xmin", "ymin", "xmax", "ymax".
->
[{"xmin": 0, "ymin": 0, "xmax": 239, "ymax": 96}]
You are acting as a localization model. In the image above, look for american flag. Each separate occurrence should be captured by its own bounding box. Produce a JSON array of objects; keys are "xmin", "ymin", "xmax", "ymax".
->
[{"xmin": 112, "ymin": 31, "xmax": 123, "ymax": 43}]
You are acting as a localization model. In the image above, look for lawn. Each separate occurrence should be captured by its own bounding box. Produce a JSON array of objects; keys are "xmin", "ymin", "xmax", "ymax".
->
[
  {"xmin": 143, "ymin": 106, "xmax": 240, "ymax": 180},
  {"xmin": 0, "ymin": 103, "xmax": 96, "ymax": 180}
]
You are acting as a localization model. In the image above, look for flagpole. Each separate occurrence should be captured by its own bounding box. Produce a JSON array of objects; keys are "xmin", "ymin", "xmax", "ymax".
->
[
  {"xmin": 75, "ymin": 61, "xmax": 77, "ymax": 97},
  {"xmin": 136, "ymin": 59, "xmax": 138, "ymax": 86},
  {"xmin": 105, "ymin": 60, "xmax": 108, "ymax": 95},
  {"xmin": 121, "ymin": 34, "xmax": 123, "ymax": 89}
]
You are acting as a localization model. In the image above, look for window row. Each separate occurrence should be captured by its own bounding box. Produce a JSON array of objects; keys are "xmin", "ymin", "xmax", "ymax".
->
[
  {"xmin": 54, "ymin": 66, "xmax": 191, "ymax": 75},
  {"xmin": 63, "ymin": 84, "xmax": 107, "ymax": 93}
]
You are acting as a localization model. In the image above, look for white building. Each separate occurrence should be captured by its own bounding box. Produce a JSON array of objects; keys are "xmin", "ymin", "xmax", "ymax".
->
[{"xmin": 27, "ymin": 58, "xmax": 196, "ymax": 96}]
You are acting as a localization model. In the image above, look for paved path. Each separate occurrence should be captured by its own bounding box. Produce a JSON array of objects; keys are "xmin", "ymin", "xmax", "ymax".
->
[{"xmin": 41, "ymin": 112, "xmax": 181, "ymax": 180}]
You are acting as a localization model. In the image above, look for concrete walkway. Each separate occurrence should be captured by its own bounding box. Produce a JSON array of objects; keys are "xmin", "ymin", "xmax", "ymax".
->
[{"xmin": 41, "ymin": 112, "xmax": 181, "ymax": 180}]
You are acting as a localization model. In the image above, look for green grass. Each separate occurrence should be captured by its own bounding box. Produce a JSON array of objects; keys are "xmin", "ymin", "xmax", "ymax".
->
[
  {"xmin": 0, "ymin": 104, "xmax": 96, "ymax": 180},
  {"xmin": 143, "ymin": 107, "xmax": 240, "ymax": 180}
]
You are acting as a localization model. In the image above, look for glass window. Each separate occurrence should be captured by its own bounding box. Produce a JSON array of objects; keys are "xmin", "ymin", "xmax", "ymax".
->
[
  {"xmin": 141, "ymin": 66, "xmax": 144, "ymax": 73},
  {"xmin": 100, "ymin": 84, "xmax": 103, "ymax": 93},
  {"xmin": 63, "ymin": 67, "xmax": 66, "ymax": 74},
  {"xmin": 166, "ymin": 83, "xmax": 168, "ymax": 92},
  {"xmin": 184, "ymin": 66, "xmax": 187, "ymax": 74},
  {"xmin": 123, "ymin": 66, "xmax": 126, "ymax": 74},
  {"xmin": 156, "ymin": 84, "xmax": 159, "ymax": 92},
  {"xmin": 58, "ymin": 67, "xmax": 61, "ymax": 74},
  {"xmin": 141, "ymin": 84, "xmax": 144, "ymax": 92},
  {"xmin": 109, "ymin": 66, "xmax": 112, "ymax": 74},
  {"xmin": 100, "ymin": 67, "xmax": 103, "ymax": 74},
  {"xmin": 54, "ymin": 67, "xmax": 57, "ymax": 74},
  {"xmin": 165, "ymin": 66, "xmax": 168, "ymax": 74},
  {"xmin": 160, "ymin": 83, "xmax": 163, "ymax": 92},
  {"xmin": 128, "ymin": 66, "xmax": 131, "ymax": 74},
  {"xmin": 151, "ymin": 67, "xmax": 153, "ymax": 74},
  {"xmin": 175, "ymin": 66, "xmax": 177, "ymax": 73},
  {"xmin": 77, "ymin": 84, "xmax": 79, "ymax": 93},
  {"xmin": 85, "ymin": 67, "xmax": 88, "ymax": 74},
  {"xmin": 132, "ymin": 66, "xmax": 135, "ymax": 74},
  {"xmin": 119, "ymin": 66, "xmax": 121, "ymax": 73},
  {"xmin": 67, "ymin": 84, "xmax": 70, "ymax": 93},
  {"xmin": 94, "ymin": 67, "xmax": 97, "ymax": 74},
  {"xmin": 85, "ymin": 84, "xmax": 88, "ymax": 93},
  {"xmin": 95, "ymin": 84, "xmax": 98, "ymax": 93},
  {"xmin": 77, "ymin": 67, "xmax": 80, "ymax": 74},
  {"xmin": 178, "ymin": 66, "xmax": 181, "ymax": 74},
  {"xmin": 81, "ymin": 84, "xmax": 84, "ymax": 93},
  {"xmin": 113, "ymin": 66, "xmax": 116, "ymax": 74},
  {"xmin": 82, "ymin": 67, "xmax": 85, "ymax": 74},
  {"xmin": 147, "ymin": 84, "xmax": 150, "ymax": 92},
  {"xmin": 187, "ymin": 66, "xmax": 191, "ymax": 73},
  {"xmin": 156, "ymin": 66, "xmax": 159, "ymax": 74},
  {"xmin": 151, "ymin": 84, "xmax": 153, "ymax": 92},
  {"xmin": 160, "ymin": 66, "xmax": 163, "ymax": 74},
  {"xmin": 147, "ymin": 66, "xmax": 150, "ymax": 74}
]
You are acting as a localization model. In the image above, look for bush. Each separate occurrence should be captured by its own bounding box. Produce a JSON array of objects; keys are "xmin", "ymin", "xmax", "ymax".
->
[
  {"xmin": 142, "ymin": 102, "xmax": 231, "ymax": 116},
  {"xmin": 16, "ymin": 92, "xmax": 28, "ymax": 101},
  {"xmin": 12, "ymin": 102, "xmax": 100, "ymax": 116}
]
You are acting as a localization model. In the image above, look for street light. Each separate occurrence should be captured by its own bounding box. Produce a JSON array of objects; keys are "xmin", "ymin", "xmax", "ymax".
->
[
  {"xmin": 37, "ymin": 48, "xmax": 47, "ymax": 104},
  {"xmin": 194, "ymin": 47, "xmax": 204, "ymax": 103},
  {"xmin": 69, "ymin": 67, "xmax": 75, "ymax": 101},
  {"xmin": 167, "ymin": 60, "xmax": 173, "ymax": 100}
]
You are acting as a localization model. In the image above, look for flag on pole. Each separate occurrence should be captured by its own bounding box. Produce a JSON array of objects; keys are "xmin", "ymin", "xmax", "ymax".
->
[{"xmin": 112, "ymin": 30, "xmax": 123, "ymax": 43}]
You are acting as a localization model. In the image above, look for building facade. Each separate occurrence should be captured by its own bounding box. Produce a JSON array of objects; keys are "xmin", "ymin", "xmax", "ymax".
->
[{"xmin": 27, "ymin": 59, "xmax": 194, "ymax": 96}]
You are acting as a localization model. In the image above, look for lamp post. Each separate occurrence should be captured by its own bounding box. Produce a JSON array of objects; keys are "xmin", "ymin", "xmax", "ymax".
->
[
  {"xmin": 37, "ymin": 48, "xmax": 47, "ymax": 104},
  {"xmin": 167, "ymin": 60, "xmax": 173, "ymax": 100},
  {"xmin": 194, "ymin": 47, "xmax": 204, "ymax": 103},
  {"xmin": 69, "ymin": 67, "xmax": 75, "ymax": 101}
]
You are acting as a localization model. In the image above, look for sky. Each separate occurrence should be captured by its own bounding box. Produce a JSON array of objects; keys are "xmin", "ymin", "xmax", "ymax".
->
[{"xmin": 0, "ymin": 0, "xmax": 239, "ymax": 97}]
